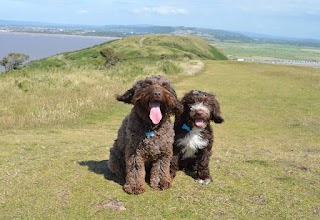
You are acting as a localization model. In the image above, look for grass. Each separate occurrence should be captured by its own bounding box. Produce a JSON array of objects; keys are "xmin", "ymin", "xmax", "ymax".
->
[
  {"xmin": 1, "ymin": 35, "xmax": 320, "ymax": 219},
  {"xmin": 0, "ymin": 67, "xmax": 121, "ymax": 129},
  {"xmin": 0, "ymin": 62, "xmax": 201, "ymax": 129},
  {"xmin": 26, "ymin": 34, "xmax": 227, "ymax": 71},
  {"xmin": 213, "ymin": 41, "xmax": 320, "ymax": 61}
]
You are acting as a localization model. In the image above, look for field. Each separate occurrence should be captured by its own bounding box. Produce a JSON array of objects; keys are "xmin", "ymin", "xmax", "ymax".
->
[
  {"xmin": 213, "ymin": 41, "xmax": 320, "ymax": 61},
  {"xmin": 1, "ymin": 35, "xmax": 320, "ymax": 219}
]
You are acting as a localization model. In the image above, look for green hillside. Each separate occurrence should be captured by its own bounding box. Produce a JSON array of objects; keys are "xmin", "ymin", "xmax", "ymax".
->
[{"xmin": 26, "ymin": 34, "xmax": 227, "ymax": 70}]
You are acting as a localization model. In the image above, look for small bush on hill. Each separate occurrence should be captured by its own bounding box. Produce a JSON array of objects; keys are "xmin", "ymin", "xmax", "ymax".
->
[
  {"xmin": 100, "ymin": 47, "xmax": 120, "ymax": 66},
  {"xmin": 0, "ymin": 52, "xmax": 29, "ymax": 72},
  {"xmin": 161, "ymin": 61, "xmax": 181, "ymax": 75}
]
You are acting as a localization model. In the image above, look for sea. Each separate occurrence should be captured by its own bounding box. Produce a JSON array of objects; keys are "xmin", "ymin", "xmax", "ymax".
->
[{"xmin": 0, "ymin": 32, "xmax": 116, "ymax": 71}]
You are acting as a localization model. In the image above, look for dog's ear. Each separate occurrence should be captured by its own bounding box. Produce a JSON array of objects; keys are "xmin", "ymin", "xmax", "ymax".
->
[
  {"xmin": 116, "ymin": 80, "xmax": 144, "ymax": 104},
  {"xmin": 210, "ymin": 95, "xmax": 224, "ymax": 124},
  {"xmin": 163, "ymin": 82, "xmax": 178, "ymax": 98},
  {"xmin": 173, "ymin": 100, "xmax": 183, "ymax": 117},
  {"xmin": 116, "ymin": 88, "xmax": 135, "ymax": 104},
  {"xmin": 212, "ymin": 114, "xmax": 224, "ymax": 124},
  {"xmin": 161, "ymin": 81, "xmax": 183, "ymax": 116}
]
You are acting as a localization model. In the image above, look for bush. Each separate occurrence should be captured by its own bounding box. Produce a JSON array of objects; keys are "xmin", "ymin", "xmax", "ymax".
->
[
  {"xmin": 100, "ymin": 47, "xmax": 119, "ymax": 66},
  {"xmin": 161, "ymin": 61, "xmax": 181, "ymax": 75},
  {"xmin": 0, "ymin": 53, "xmax": 29, "ymax": 71}
]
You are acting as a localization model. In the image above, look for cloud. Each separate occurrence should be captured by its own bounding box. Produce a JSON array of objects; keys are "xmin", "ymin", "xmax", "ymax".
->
[
  {"xmin": 76, "ymin": 9, "xmax": 89, "ymax": 15},
  {"xmin": 224, "ymin": 0, "xmax": 320, "ymax": 15},
  {"xmin": 133, "ymin": 6, "xmax": 187, "ymax": 15}
]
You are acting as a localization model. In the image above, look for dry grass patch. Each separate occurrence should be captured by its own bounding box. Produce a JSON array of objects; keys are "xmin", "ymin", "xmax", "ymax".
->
[
  {"xmin": 0, "ymin": 67, "xmax": 124, "ymax": 129},
  {"xmin": 0, "ymin": 58, "xmax": 200, "ymax": 129},
  {"xmin": 179, "ymin": 60, "xmax": 204, "ymax": 75}
]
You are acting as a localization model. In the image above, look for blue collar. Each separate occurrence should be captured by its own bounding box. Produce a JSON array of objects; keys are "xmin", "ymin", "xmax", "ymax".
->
[
  {"xmin": 146, "ymin": 124, "xmax": 158, "ymax": 137},
  {"xmin": 146, "ymin": 131, "xmax": 155, "ymax": 137},
  {"xmin": 182, "ymin": 123, "xmax": 191, "ymax": 132}
]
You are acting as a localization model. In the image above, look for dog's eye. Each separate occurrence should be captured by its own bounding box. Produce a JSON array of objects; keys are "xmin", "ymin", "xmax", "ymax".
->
[
  {"xmin": 162, "ymin": 82, "xmax": 173, "ymax": 92},
  {"xmin": 145, "ymin": 80, "xmax": 153, "ymax": 85}
]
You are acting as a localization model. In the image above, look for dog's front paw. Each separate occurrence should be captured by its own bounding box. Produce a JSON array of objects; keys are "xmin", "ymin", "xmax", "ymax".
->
[
  {"xmin": 123, "ymin": 184, "xmax": 145, "ymax": 194},
  {"xmin": 195, "ymin": 178, "xmax": 211, "ymax": 185},
  {"xmin": 159, "ymin": 179, "xmax": 172, "ymax": 190},
  {"xmin": 150, "ymin": 178, "xmax": 172, "ymax": 190},
  {"xmin": 170, "ymin": 170, "xmax": 177, "ymax": 180}
]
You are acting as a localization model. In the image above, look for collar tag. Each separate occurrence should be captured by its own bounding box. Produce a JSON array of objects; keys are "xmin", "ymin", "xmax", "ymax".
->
[
  {"xmin": 146, "ymin": 131, "xmax": 155, "ymax": 137},
  {"xmin": 182, "ymin": 123, "xmax": 191, "ymax": 132}
]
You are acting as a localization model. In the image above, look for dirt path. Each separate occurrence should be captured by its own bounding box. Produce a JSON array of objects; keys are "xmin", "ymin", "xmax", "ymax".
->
[
  {"xmin": 139, "ymin": 37, "xmax": 146, "ymax": 47},
  {"xmin": 179, "ymin": 60, "xmax": 204, "ymax": 75},
  {"xmin": 57, "ymin": 54, "xmax": 70, "ymax": 66}
]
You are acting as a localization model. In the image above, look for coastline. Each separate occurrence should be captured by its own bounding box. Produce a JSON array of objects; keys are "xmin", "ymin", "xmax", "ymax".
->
[
  {"xmin": 0, "ymin": 30, "xmax": 120, "ymax": 40},
  {"xmin": 236, "ymin": 58, "xmax": 320, "ymax": 69},
  {"xmin": 0, "ymin": 32, "xmax": 118, "ymax": 72}
]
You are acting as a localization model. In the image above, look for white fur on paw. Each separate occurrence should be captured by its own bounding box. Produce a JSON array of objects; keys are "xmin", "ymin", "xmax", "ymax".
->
[{"xmin": 195, "ymin": 178, "xmax": 211, "ymax": 185}]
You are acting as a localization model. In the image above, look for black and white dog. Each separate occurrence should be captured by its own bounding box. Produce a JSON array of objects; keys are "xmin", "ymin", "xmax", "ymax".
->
[{"xmin": 170, "ymin": 90, "xmax": 224, "ymax": 184}]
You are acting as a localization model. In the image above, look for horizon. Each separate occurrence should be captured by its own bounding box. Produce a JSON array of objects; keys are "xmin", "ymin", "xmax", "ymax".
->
[
  {"xmin": 1, "ymin": 1, "xmax": 320, "ymax": 40},
  {"xmin": 1, "ymin": 19, "xmax": 320, "ymax": 42}
]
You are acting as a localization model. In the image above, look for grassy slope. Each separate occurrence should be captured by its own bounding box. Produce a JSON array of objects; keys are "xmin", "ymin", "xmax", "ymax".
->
[
  {"xmin": 26, "ymin": 34, "xmax": 227, "ymax": 70},
  {"xmin": 1, "ymin": 61, "xmax": 319, "ymax": 219}
]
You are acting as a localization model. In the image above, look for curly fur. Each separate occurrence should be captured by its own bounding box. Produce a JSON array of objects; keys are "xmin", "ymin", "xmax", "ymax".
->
[
  {"xmin": 170, "ymin": 90, "xmax": 224, "ymax": 185},
  {"xmin": 108, "ymin": 75, "xmax": 182, "ymax": 194}
]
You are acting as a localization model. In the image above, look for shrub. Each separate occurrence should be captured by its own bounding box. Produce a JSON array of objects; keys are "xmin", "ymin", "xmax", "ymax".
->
[
  {"xmin": 161, "ymin": 61, "xmax": 181, "ymax": 75},
  {"xmin": 100, "ymin": 47, "xmax": 119, "ymax": 66},
  {"xmin": 0, "ymin": 53, "xmax": 29, "ymax": 71}
]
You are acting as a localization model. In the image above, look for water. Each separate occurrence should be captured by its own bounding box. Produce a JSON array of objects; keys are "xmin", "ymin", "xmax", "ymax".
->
[{"xmin": 0, "ymin": 32, "xmax": 116, "ymax": 71}]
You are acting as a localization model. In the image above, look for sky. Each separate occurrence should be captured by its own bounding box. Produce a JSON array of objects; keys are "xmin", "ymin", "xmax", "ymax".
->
[{"xmin": 1, "ymin": 0, "xmax": 320, "ymax": 39}]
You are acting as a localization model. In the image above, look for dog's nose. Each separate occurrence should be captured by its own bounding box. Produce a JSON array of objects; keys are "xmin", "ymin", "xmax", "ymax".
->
[
  {"xmin": 153, "ymin": 91, "xmax": 161, "ymax": 98},
  {"xmin": 197, "ymin": 109, "xmax": 206, "ymax": 115}
]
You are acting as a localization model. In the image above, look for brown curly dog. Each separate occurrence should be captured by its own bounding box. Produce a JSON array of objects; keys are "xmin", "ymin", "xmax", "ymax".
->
[{"xmin": 108, "ymin": 75, "xmax": 182, "ymax": 194}]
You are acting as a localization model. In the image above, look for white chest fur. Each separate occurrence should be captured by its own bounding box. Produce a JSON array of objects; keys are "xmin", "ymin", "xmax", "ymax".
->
[{"xmin": 176, "ymin": 127, "xmax": 208, "ymax": 159}]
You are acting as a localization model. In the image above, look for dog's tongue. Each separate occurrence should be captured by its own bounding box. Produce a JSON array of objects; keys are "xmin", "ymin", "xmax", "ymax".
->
[
  {"xmin": 195, "ymin": 119, "xmax": 205, "ymax": 127},
  {"xmin": 149, "ymin": 102, "xmax": 162, "ymax": 124}
]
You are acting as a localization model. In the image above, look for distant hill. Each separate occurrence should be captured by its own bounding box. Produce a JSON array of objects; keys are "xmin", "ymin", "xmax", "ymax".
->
[
  {"xmin": 3, "ymin": 19, "xmax": 320, "ymax": 47},
  {"xmin": 2, "ymin": 19, "xmax": 320, "ymax": 46},
  {"xmin": 241, "ymin": 31, "xmax": 320, "ymax": 47},
  {"xmin": 96, "ymin": 25, "xmax": 253, "ymax": 42},
  {"xmin": 0, "ymin": 20, "xmax": 253, "ymax": 42},
  {"xmin": 26, "ymin": 34, "xmax": 227, "ymax": 70}
]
